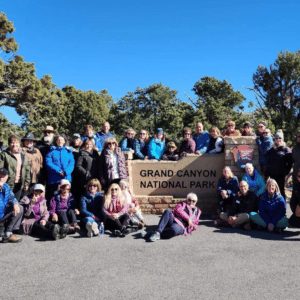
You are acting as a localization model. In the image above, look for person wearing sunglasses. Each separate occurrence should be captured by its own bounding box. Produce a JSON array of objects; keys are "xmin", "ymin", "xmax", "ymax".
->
[
  {"xmin": 222, "ymin": 120, "xmax": 241, "ymax": 137},
  {"xmin": 102, "ymin": 183, "xmax": 130, "ymax": 237},
  {"xmin": 292, "ymin": 130, "xmax": 300, "ymax": 190},
  {"xmin": 256, "ymin": 128, "xmax": 273, "ymax": 180},
  {"xmin": 267, "ymin": 130, "xmax": 292, "ymax": 200},
  {"xmin": 120, "ymin": 128, "xmax": 136, "ymax": 152},
  {"xmin": 146, "ymin": 193, "xmax": 201, "ymax": 242},
  {"xmin": 162, "ymin": 141, "xmax": 179, "ymax": 161},
  {"xmin": 49, "ymin": 179, "xmax": 80, "ymax": 236},
  {"xmin": 80, "ymin": 179, "xmax": 104, "ymax": 238},
  {"xmin": 133, "ymin": 129, "xmax": 149, "ymax": 160},
  {"xmin": 20, "ymin": 184, "xmax": 62, "ymax": 240},
  {"xmin": 99, "ymin": 137, "xmax": 127, "ymax": 191},
  {"xmin": 179, "ymin": 127, "xmax": 196, "ymax": 158},
  {"xmin": 148, "ymin": 128, "xmax": 166, "ymax": 160}
]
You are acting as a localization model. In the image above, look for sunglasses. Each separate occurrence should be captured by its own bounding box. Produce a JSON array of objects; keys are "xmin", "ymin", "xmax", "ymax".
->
[
  {"xmin": 34, "ymin": 190, "xmax": 43, "ymax": 193},
  {"xmin": 140, "ymin": 132, "xmax": 146, "ymax": 135},
  {"xmin": 187, "ymin": 199, "xmax": 196, "ymax": 203},
  {"xmin": 61, "ymin": 186, "xmax": 70, "ymax": 190},
  {"xmin": 263, "ymin": 132, "xmax": 269, "ymax": 135},
  {"xmin": 111, "ymin": 188, "xmax": 119, "ymax": 191},
  {"xmin": 89, "ymin": 185, "xmax": 98, "ymax": 188},
  {"xmin": 275, "ymin": 137, "xmax": 282, "ymax": 140}
]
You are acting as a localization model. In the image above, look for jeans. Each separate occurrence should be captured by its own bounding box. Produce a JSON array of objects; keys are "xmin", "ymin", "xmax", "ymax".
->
[{"xmin": 157, "ymin": 209, "xmax": 184, "ymax": 238}]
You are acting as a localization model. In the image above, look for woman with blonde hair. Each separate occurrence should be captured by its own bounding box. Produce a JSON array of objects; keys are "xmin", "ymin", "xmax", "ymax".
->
[
  {"xmin": 99, "ymin": 137, "xmax": 127, "ymax": 191},
  {"xmin": 133, "ymin": 129, "xmax": 149, "ymax": 159},
  {"xmin": 214, "ymin": 167, "xmax": 239, "ymax": 226},
  {"xmin": 102, "ymin": 183, "xmax": 130, "ymax": 236},
  {"xmin": 207, "ymin": 127, "xmax": 224, "ymax": 154},
  {"xmin": 120, "ymin": 128, "xmax": 136, "ymax": 152},
  {"xmin": 250, "ymin": 179, "xmax": 288, "ymax": 233}
]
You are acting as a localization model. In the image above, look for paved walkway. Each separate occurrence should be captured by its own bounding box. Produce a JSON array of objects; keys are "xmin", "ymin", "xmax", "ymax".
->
[{"xmin": 1, "ymin": 212, "xmax": 299, "ymax": 300}]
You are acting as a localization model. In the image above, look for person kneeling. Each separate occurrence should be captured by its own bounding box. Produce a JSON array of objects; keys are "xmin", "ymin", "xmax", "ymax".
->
[
  {"xmin": 220, "ymin": 181, "xmax": 258, "ymax": 230},
  {"xmin": 147, "ymin": 193, "xmax": 201, "ymax": 242}
]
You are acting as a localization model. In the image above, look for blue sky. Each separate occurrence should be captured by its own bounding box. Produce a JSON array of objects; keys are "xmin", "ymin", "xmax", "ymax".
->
[{"xmin": 1, "ymin": 0, "xmax": 300, "ymax": 125}]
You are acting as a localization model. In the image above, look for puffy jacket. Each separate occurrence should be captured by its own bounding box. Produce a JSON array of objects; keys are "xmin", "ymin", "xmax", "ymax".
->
[
  {"xmin": 241, "ymin": 169, "xmax": 265, "ymax": 196},
  {"xmin": 172, "ymin": 202, "xmax": 201, "ymax": 235},
  {"xmin": 0, "ymin": 183, "xmax": 17, "ymax": 219},
  {"xmin": 148, "ymin": 138, "xmax": 166, "ymax": 160},
  {"xmin": 45, "ymin": 146, "xmax": 75, "ymax": 185},
  {"xmin": 80, "ymin": 191, "xmax": 103, "ymax": 219},
  {"xmin": 267, "ymin": 145, "xmax": 292, "ymax": 176},
  {"xmin": 258, "ymin": 191, "xmax": 286, "ymax": 226},
  {"xmin": 133, "ymin": 139, "xmax": 148, "ymax": 159},
  {"xmin": 75, "ymin": 149, "xmax": 99, "ymax": 187},
  {"xmin": 256, "ymin": 135, "xmax": 273, "ymax": 165},
  {"xmin": 0, "ymin": 148, "xmax": 31, "ymax": 190},
  {"xmin": 229, "ymin": 190, "xmax": 258, "ymax": 216}
]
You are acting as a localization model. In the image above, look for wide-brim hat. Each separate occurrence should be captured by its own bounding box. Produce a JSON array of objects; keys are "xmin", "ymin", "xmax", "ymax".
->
[
  {"xmin": 42, "ymin": 125, "xmax": 56, "ymax": 133},
  {"xmin": 22, "ymin": 132, "xmax": 36, "ymax": 142}
]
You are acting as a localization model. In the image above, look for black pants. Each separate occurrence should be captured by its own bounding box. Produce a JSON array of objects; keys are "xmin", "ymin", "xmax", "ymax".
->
[
  {"xmin": 0, "ymin": 205, "xmax": 24, "ymax": 235},
  {"xmin": 56, "ymin": 210, "xmax": 77, "ymax": 225},
  {"xmin": 270, "ymin": 174, "xmax": 286, "ymax": 200},
  {"xmin": 105, "ymin": 213, "xmax": 130, "ymax": 232},
  {"xmin": 13, "ymin": 183, "xmax": 29, "ymax": 202},
  {"xmin": 46, "ymin": 183, "xmax": 59, "ymax": 206},
  {"xmin": 31, "ymin": 221, "xmax": 56, "ymax": 238}
]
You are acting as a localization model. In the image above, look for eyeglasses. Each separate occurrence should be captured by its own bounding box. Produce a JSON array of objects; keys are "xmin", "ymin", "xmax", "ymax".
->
[
  {"xmin": 140, "ymin": 132, "xmax": 146, "ymax": 135},
  {"xmin": 61, "ymin": 186, "xmax": 70, "ymax": 190},
  {"xmin": 111, "ymin": 188, "xmax": 118, "ymax": 191},
  {"xmin": 275, "ymin": 137, "xmax": 282, "ymax": 140},
  {"xmin": 258, "ymin": 126, "xmax": 264, "ymax": 128},
  {"xmin": 89, "ymin": 185, "xmax": 97, "ymax": 188},
  {"xmin": 263, "ymin": 132, "xmax": 269, "ymax": 135}
]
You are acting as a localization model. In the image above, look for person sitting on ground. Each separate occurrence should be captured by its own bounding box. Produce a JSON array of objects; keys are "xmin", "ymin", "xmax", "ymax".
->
[
  {"xmin": 242, "ymin": 163, "xmax": 265, "ymax": 197},
  {"xmin": 256, "ymin": 128, "xmax": 273, "ymax": 180},
  {"xmin": 20, "ymin": 184, "xmax": 63, "ymax": 240},
  {"xmin": 241, "ymin": 122, "xmax": 256, "ymax": 136},
  {"xmin": 120, "ymin": 128, "xmax": 136, "ymax": 152},
  {"xmin": 0, "ymin": 135, "xmax": 31, "ymax": 201},
  {"xmin": 250, "ymin": 179, "xmax": 289, "ymax": 233},
  {"xmin": 222, "ymin": 120, "xmax": 241, "ymax": 137},
  {"xmin": 99, "ymin": 137, "xmax": 127, "ymax": 191},
  {"xmin": 179, "ymin": 127, "xmax": 196, "ymax": 158},
  {"xmin": 193, "ymin": 122, "xmax": 210, "ymax": 155},
  {"xmin": 96, "ymin": 122, "xmax": 115, "ymax": 152},
  {"xmin": 81, "ymin": 125, "xmax": 101, "ymax": 151},
  {"xmin": 133, "ymin": 129, "xmax": 149, "ymax": 160},
  {"xmin": 214, "ymin": 167, "xmax": 239, "ymax": 226},
  {"xmin": 218, "ymin": 181, "xmax": 258, "ymax": 230},
  {"xmin": 102, "ymin": 183, "xmax": 130, "ymax": 237},
  {"xmin": 119, "ymin": 180, "xmax": 146, "ymax": 229},
  {"xmin": 80, "ymin": 179, "xmax": 104, "ymax": 238},
  {"xmin": 162, "ymin": 141, "xmax": 179, "ymax": 161},
  {"xmin": 49, "ymin": 179, "xmax": 80, "ymax": 236},
  {"xmin": 21, "ymin": 132, "xmax": 43, "ymax": 187},
  {"xmin": 0, "ymin": 168, "xmax": 23, "ymax": 243},
  {"xmin": 207, "ymin": 126, "xmax": 224, "ymax": 154},
  {"xmin": 148, "ymin": 128, "xmax": 166, "ymax": 160},
  {"xmin": 289, "ymin": 170, "xmax": 300, "ymax": 228},
  {"xmin": 45, "ymin": 134, "xmax": 75, "ymax": 201},
  {"xmin": 267, "ymin": 130, "xmax": 292, "ymax": 200},
  {"xmin": 146, "ymin": 193, "xmax": 201, "ymax": 242}
]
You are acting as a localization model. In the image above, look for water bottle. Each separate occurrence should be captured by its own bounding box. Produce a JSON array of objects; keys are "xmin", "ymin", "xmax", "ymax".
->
[{"xmin": 99, "ymin": 222, "xmax": 104, "ymax": 237}]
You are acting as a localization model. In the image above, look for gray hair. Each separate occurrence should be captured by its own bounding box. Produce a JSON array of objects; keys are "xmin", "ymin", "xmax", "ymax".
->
[
  {"xmin": 266, "ymin": 178, "xmax": 280, "ymax": 194},
  {"xmin": 187, "ymin": 192, "xmax": 198, "ymax": 204}
]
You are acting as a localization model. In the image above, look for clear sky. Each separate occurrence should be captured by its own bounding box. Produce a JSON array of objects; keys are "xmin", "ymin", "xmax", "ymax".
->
[{"xmin": 1, "ymin": 0, "xmax": 300, "ymax": 125}]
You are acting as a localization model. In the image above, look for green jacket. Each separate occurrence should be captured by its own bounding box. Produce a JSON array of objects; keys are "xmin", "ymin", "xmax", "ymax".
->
[{"xmin": 0, "ymin": 148, "xmax": 31, "ymax": 190}]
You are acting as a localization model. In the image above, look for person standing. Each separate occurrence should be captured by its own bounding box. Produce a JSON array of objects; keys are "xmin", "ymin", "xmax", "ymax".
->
[
  {"xmin": 193, "ymin": 122, "xmax": 210, "ymax": 154},
  {"xmin": 179, "ymin": 127, "xmax": 196, "ymax": 158},
  {"xmin": 292, "ymin": 131, "xmax": 300, "ymax": 190},
  {"xmin": 96, "ymin": 122, "xmax": 115, "ymax": 152}
]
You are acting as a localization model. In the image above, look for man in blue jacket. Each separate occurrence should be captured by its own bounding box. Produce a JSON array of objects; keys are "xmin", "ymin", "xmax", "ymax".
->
[
  {"xmin": 96, "ymin": 122, "xmax": 115, "ymax": 152},
  {"xmin": 0, "ymin": 168, "xmax": 23, "ymax": 243},
  {"xmin": 193, "ymin": 122, "xmax": 210, "ymax": 154}
]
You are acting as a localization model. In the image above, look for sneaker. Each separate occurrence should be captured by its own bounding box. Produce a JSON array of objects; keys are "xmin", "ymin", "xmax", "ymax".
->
[
  {"xmin": 60, "ymin": 224, "xmax": 69, "ymax": 239},
  {"xmin": 73, "ymin": 223, "xmax": 80, "ymax": 234},
  {"xmin": 92, "ymin": 222, "xmax": 99, "ymax": 236},
  {"xmin": 140, "ymin": 230, "xmax": 147, "ymax": 238},
  {"xmin": 114, "ymin": 230, "xmax": 121, "ymax": 237},
  {"xmin": 149, "ymin": 231, "xmax": 160, "ymax": 242},
  {"xmin": 52, "ymin": 224, "xmax": 61, "ymax": 240},
  {"xmin": 68, "ymin": 225, "xmax": 75, "ymax": 234},
  {"xmin": 2, "ymin": 233, "xmax": 22, "ymax": 243},
  {"xmin": 86, "ymin": 222, "xmax": 93, "ymax": 238}
]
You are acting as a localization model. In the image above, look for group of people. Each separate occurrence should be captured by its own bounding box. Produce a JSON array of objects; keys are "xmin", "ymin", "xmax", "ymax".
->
[{"xmin": 0, "ymin": 119, "xmax": 300, "ymax": 243}]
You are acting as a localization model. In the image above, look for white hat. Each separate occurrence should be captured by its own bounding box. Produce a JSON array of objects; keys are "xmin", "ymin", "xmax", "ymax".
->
[{"xmin": 33, "ymin": 184, "xmax": 45, "ymax": 192}]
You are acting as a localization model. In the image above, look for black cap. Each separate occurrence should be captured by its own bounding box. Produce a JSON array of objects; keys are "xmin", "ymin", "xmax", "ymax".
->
[
  {"xmin": 0, "ymin": 168, "xmax": 9, "ymax": 176},
  {"xmin": 21, "ymin": 132, "xmax": 36, "ymax": 142}
]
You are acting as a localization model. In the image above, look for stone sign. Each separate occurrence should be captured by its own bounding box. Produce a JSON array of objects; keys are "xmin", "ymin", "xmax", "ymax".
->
[{"xmin": 129, "ymin": 154, "xmax": 225, "ymax": 198}]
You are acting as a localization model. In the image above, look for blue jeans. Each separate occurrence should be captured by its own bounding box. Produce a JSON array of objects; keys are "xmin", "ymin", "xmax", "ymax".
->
[{"xmin": 157, "ymin": 209, "xmax": 184, "ymax": 238}]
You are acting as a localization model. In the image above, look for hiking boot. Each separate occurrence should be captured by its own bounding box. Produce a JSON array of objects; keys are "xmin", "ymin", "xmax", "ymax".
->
[
  {"xmin": 73, "ymin": 223, "xmax": 80, "ymax": 234},
  {"xmin": 86, "ymin": 222, "xmax": 93, "ymax": 238},
  {"xmin": 114, "ymin": 230, "xmax": 121, "ymax": 237},
  {"xmin": 60, "ymin": 224, "xmax": 69, "ymax": 239},
  {"xmin": 52, "ymin": 224, "xmax": 61, "ymax": 240},
  {"xmin": 2, "ymin": 233, "xmax": 22, "ymax": 243},
  {"xmin": 92, "ymin": 222, "xmax": 99, "ymax": 236},
  {"xmin": 149, "ymin": 231, "xmax": 160, "ymax": 242}
]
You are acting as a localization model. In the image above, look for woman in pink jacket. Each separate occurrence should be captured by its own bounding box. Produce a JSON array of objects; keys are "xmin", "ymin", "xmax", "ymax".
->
[{"xmin": 146, "ymin": 193, "xmax": 201, "ymax": 242}]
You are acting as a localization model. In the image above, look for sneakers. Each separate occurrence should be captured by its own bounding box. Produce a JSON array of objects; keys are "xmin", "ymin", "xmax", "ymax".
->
[
  {"xmin": 114, "ymin": 230, "xmax": 121, "ymax": 237},
  {"xmin": 86, "ymin": 222, "xmax": 93, "ymax": 238},
  {"xmin": 149, "ymin": 231, "xmax": 160, "ymax": 242},
  {"xmin": 140, "ymin": 230, "xmax": 147, "ymax": 238},
  {"xmin": 52, "ymin": 224, "xmax": 61, "ymax": 240},
  {"xmin": 92, "ymin": 222, "xmax": 99, "ymax": 236},
  {"xmin": 2, "ymin": 233, "xmax": 22, "ymax": 243},
  {"xmin": 73, "ymin": 223, "xmax": 81, "ymax": 234},
  {"xmin": 60, "ymin": 224, "xmax": 69, "ymax": 239}
]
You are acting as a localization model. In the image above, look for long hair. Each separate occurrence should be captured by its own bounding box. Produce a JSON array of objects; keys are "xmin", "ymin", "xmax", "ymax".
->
[
  {"xmin": 103, "ymin": 137, "xmax": 118, "ymax": 150},
  {"xmin": 221, "ymin": 166, "xmax": 235, "ymax": 179},
  {"xmin": 266, "ymin": 178, "xmax": 280, "ymax": 195},
  {"xmin": 86, "ymin": 178, "xmax": 101, "ymax": 192},
  {"xmin": 81, "ymin": 138, "xmax": 96, "ymax": 151},
  {"xmin": 209, "ymin": 126, "xmax": 221, "ymax": 137},
  {"xmin": 139, "ymin": 129, "xmax": 149, "ymax": 142},
  {"xmin": 104, "ymin": 183, "xmax": 125, "ymax": 209}
]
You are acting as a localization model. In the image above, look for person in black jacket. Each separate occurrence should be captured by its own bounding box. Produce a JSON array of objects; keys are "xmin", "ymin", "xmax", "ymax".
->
[
  {"xmin": 289, "ymin": 170, "xmax": 300, "ymax": 228},
  {"xmin": 219, "ymin": 181, "xmax": 258, "ymax": 230},
  {"xmin": 75, "ymin": 138, "xmax": 99, "ymax": 198},
  {"xmin": 162, "ymin": 142, "xmax": 179, "ymax": 161}
]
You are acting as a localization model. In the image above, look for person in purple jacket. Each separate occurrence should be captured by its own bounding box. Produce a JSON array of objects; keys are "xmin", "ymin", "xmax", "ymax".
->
[
  {"xmin": 193, "ymin": 122, "xmax": 210, "ymax": 155},
  {"xmin": 179, "ymin": 127, "xmax": 196, "ymax": 159},
  {"xmin": 144, "ymin": 193, "xmax": 201, "ymax": 242}
]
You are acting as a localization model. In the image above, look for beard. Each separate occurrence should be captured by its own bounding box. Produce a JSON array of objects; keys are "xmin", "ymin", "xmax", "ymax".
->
[{"xmin": 43, "ymin": 136, "xmax": 54, "ymax": 145}]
